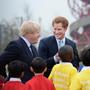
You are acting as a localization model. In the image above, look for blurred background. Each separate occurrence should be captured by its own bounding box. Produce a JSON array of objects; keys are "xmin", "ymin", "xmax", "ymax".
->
[{"xmin": 0, "ymin": 0, "xmax": 90, "ymax": 53}]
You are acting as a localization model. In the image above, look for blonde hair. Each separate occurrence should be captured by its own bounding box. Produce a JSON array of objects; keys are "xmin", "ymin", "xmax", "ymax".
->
[{"xmin": 19, "ymin": 20, "xmax": 40, "ymax": 36}]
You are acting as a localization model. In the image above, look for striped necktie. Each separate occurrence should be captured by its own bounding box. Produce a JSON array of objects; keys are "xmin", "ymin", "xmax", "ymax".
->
[
  {"xmin": 58, "ymin": 40, "xmax": 63, "ymax": 49},
  {"xmin": 30, "ymin": 44, "xmax": 37, "ymax": 58}
]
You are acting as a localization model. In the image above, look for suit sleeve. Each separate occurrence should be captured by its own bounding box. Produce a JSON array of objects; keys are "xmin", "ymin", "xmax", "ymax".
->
[
  {"xmin": 0, "ymin": 41, "xmax": 20, "ymax": 77},
  {"xmin": 38, "ymin": 39, "xmax": 56, "ymax": 69},
  {"xmin": 71, "ymin": 43, "xmax": 80, "ymax": 69}
]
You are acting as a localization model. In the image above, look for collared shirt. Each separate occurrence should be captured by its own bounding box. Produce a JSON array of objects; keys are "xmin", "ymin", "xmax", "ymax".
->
[
  {"xmin": 59, "ymin": 61, "xmax": 71, "ymax": 64},
  {"xmin": 35, "ymin": 73, "xmax": 44, "ymax": 76},
  {"xmin": 56, "ymin": 38, "xmax": 65, "ymax": 49},
  {"xmin": 9, "ymin": 77, "xmax": 21, "ymax": 82},
  {"xmin": 81, "ymin": 66, "xmax": 90, "ymax": 71},
  {"xmin": 21, "ymin": 36, "xmax": 30, "ymax": 47},
  {"xmin": 21, "ymin": 36, "xmax": 32, "ymax": 52}
]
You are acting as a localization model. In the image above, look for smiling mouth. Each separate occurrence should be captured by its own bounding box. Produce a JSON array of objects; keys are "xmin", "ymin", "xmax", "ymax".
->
[{"xmin": 56, "ymin": 34, "xmax": 61, "ymax": 36}]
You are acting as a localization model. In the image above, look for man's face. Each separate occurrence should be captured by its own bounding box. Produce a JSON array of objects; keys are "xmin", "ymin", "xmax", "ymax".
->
[
  {"xmin": 27, "ymin": 31, "xmax": 40, "ymax": 44},
  {"xmin": 53, "ymin": 23, "xmax": 67, "ymax": 39}
]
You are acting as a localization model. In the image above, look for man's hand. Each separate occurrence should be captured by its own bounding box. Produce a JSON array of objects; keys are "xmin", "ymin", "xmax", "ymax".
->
[{"xmin": 54, "ymin": 53, "xmax": 61, "ymax": 63}]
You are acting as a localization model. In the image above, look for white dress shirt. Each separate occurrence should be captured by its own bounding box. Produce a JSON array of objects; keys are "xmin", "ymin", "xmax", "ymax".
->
[
  {"xmin": 21, "ymin": 36, "xmax": 32, "ymax": 52},
  {"xmin": 56, "ymin": 38, "xmax": 65, "ymax": 49}
]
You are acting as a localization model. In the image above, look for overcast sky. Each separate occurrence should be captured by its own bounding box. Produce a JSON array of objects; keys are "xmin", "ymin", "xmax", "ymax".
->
[{"xmin": 0, "ymin": 0, "xmax": 76, "ymax": 35}]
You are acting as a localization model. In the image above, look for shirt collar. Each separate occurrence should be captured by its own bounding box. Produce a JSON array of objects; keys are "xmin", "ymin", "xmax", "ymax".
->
[
  {"xmin": 81, "ymin": 66, "xmax": 90, "ymax": 71},
  {"xmin": 56, "ymin": 37, "xmax": 65, "ymax": 44},
  {"xmin": 9, "ymin": 77, "xmax": 21, "ymax": 82},
  {"xmin": 56, "ymin": 37, "xmax": 65, "ymax": 49},
  {"xmin": 59, "ymin": 60, "xmax": 71, "ymax": 64},
  {"xmin": 21, "ymin": 36, "xmax": 31, "ymax": 47},
  {"xmin": 35, "ymin": 73, "xmax": 44, "ymax": 76},
  {"xmin": 56, "ymin": 37, "xmax": 65, "ymax": 42}
]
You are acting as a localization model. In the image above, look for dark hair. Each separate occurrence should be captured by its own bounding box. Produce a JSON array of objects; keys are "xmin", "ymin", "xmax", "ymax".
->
[
  {"xmin": 52, "ymin": 16, "xmax": 69, "ymax": 28},
  {"xmin": 58, "ymin": 45, "xmax": 74, "ymax": 62},
  {"xmin": 80, "ymin": 45, "xmax": 90, "ymax": 66},
  {"xmin": 8, "ymin": 60, "xmax": 25, "ymax": 78},
  {"xmin": 31, "ymin": 57, "xmax": 47, "ymax": 73}
]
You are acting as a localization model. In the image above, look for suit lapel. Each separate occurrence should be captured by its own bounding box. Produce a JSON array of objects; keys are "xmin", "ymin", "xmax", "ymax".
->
[
  {"xmin": 19, "ymin": 37, "xmax": 34, "ymax": 58},
  {"xmin": 52, "ymin": 36, "xmax": 59, "ymax": 51},
  {"xmin": 65, "ymin": 38, "xmax": 70, "ymax": 45},
  {"xmin": 49, "ymin": 36, "xmax": 58, "ymax": 55}
]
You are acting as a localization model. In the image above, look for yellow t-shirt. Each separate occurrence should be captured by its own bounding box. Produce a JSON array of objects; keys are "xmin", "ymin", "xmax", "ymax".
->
[
  {"xmin": 70, "ymin": 69, "xmax": 90, "ymax": 90},
  {"xmin": 49, "ymin": 63, "xmax": 77, "ymax": 90}
]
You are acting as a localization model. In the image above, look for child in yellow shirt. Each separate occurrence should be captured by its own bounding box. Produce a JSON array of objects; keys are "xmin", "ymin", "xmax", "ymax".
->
[
  {"xmin": 70, "ymin": 45, "xmax": 90, "ymax": 90},
  {"xmin": 49, "ymin": 45, "xmax": 77, "ymax": 90}
]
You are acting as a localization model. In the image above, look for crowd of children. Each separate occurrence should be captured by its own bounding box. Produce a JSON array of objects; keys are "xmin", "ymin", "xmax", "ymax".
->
[{"xmin": 0, "ymin": 45, "xmax": 90, "ymax": 90}]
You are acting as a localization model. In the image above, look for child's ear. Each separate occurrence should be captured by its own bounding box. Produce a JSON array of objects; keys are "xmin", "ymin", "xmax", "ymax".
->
[
  {"xmin": 30, "ymin": 66, "xmax": 34, "ymax": 73},
  {"xmin": 20, "ymin": 72, "xmax": 24, "ymax": 78},
  {"xmin": 44, "ymin": 67, "xmax": 47, "ymax": 73}
]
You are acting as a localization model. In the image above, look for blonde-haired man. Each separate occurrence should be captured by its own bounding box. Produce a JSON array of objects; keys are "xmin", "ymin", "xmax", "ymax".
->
[{"xmin": 0, "ymin": 20, "xmax": 41, "ymax": 83}]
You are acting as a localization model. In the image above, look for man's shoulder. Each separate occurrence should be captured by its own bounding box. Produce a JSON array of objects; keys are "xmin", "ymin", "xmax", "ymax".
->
[
  {"xmin": 41, "ymin": 35, "xmax": 55, "ymax": 42},
  {"xmin": 6, "ymin": 37, "xmax": 23, "ymax": 49},
  {"xmin": 65, "ymin": 37, "xmax": 76, "ymax": 45},
  {"xmin": 7, "ymin": 38, "xmax": 19, "ymax": 45},
  {"xmin": 66, "ymin": 37, "xmax": 75, "ymax": 43}
]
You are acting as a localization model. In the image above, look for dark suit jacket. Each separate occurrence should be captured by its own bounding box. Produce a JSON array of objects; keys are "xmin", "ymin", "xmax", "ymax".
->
[
  {"xmin": 38, "ymin": 36, "xmax": 80, "ymax": 76},
  {"xmin": 0, "ymin": 37, "xmax": 38, "ymax": 83}
]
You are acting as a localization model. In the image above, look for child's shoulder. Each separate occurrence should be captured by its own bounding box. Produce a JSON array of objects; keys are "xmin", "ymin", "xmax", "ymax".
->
[{"xmin": 53, "ymin": 64, "xmax": 60, "ymax": 68}]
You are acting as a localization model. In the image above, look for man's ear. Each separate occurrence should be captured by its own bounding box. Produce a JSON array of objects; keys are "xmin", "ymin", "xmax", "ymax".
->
[{"xmin": 30, "ymin": 66, "xmax": 34, "ymax": 73}]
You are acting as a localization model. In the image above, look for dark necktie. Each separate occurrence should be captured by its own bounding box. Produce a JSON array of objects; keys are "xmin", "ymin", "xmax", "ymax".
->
[{"xmin": 30, "ymin": 44, "xmax": 38, "ymax": 58}]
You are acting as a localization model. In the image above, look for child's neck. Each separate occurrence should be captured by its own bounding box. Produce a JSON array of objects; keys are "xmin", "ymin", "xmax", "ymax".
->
[
  {"xmin": 34, "ymin": 72, "xmax": 44, "ymax": 76},
  {"xmin": 59, "ymin": 60, "xmax": 71, "ymax": 64}
]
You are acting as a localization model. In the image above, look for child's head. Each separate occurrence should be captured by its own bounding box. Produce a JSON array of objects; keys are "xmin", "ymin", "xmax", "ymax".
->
[
  {"xmin": 8, "ymin": 60, "xmax": 25, "ymax": 78},
  {"xmin": 30, "ymin": 57, "xmax": 47, "ymax": 74},
  {"xmin": 58, "ymin": 45, "xmax": 74, "ymax": 62},
  {"xmin": 80, "ymin": 45, "xmax": 90, "ymax": 66}
]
